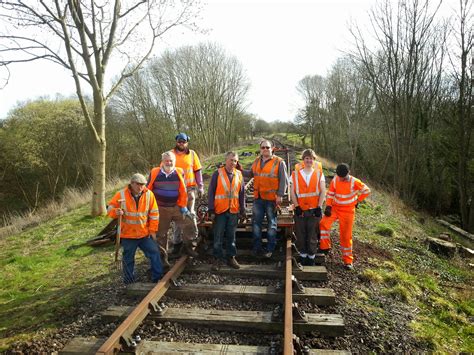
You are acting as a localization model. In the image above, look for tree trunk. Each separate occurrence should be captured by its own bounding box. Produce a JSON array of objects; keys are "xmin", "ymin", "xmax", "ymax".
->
[
  {"xmin": 91, "ymin": 99, "xmax": 107, "ymax": 216},
  {"xmin": 468, "ymin": 191, "xmax": 474, "ymax": 233}
]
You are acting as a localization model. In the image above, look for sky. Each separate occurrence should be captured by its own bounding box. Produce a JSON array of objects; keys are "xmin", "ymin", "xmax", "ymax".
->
[{"xmin": 0, "ymin": 0, "xmax": 439, "ymax": 122}]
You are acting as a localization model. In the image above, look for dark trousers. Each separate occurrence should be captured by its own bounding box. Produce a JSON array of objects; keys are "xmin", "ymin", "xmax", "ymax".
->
[
  {"xmin": 122, "ymin": 236, "xmax": 163, "ymax": 284},
  {"xmin": 294, "ymin": 214, "xmax": 320, "ymax": 255},
  {"xmin": 213, "ymin": 211, "xmax": 238, "ymax": 260}
]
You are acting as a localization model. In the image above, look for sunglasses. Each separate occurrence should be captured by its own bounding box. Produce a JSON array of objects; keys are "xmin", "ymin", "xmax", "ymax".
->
[
  {"xmin": 177, "ymin": 140, "xmax": 187, "ymax": 143},
  {"xmin": 260, "ymin": 146, "xmax": 271, "ymax": 150}
]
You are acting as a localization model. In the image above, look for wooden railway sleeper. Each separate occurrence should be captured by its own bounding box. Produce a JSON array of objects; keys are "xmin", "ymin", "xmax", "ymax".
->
[
  {"xmin": 275, "ymin": 275, "xmax": 305, "ymax": 294},
  {"xmin": 276, "ymin": 257, "xmax": 304, "ymax": 271},
  {"xmin": 272, "ymin": 303, "xmax": 308, "ymax": 323},
  {"xmin": 121, "ymin": 331, "xmax": 142, "ymax": 350},
  {"xmin": 149, "ymin": 301, "xmax": 167, "ymax": 316},
  {"xmin": 293, "ymin": 334, "xmax": 310, "ymax": 355},
  {"xmin": 170, "ymin": 277, "xmax": 182, "ymax": 288}
]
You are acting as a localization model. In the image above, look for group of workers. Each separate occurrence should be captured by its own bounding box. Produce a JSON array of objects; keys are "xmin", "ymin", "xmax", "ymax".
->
[{"xmin": 107, "ymin": 135, "xmax": 370, "ymax": 284}]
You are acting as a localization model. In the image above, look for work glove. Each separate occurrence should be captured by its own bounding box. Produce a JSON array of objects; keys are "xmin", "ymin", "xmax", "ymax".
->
[
  {"xmin": 295, "ymin": 206, "xmax": 304, "ymax": 217},
  {"xmin": 180, "ymin": 207, "xmax": 194, "ymax": 220},
  {"xmin": 198, "ymin": 187, "xmax": 205, "ymax": 199},
  {"xmin": 324, "ymin": 206, "xmax": 332, "ymax": 217},
  {"xmin": 314, "ymin": 207, "xmax": 322, "ymax": 218}
]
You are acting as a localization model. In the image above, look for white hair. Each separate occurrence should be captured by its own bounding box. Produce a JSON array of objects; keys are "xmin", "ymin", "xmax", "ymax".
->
[{"xmin": 162, "ymin": 150, "xmax": 176, "ymax": 162}]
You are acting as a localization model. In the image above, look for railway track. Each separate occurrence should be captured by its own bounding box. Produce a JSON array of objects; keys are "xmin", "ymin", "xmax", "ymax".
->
[{"xmin": 62, "ymin": 138, "xmax": 348, "ymax": 355}]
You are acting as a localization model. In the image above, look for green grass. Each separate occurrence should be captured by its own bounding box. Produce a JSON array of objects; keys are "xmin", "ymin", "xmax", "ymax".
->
[
  {"xmin": 201, "ymin": 143, "xmax": 260, "ymax": 177},
  {"xmin": 351, "ymin": 189, "xmax": 474, "ymax": 353},
  {"xmin": 0, "ymin": 203, "xmax": 116, "ymax": 350}
]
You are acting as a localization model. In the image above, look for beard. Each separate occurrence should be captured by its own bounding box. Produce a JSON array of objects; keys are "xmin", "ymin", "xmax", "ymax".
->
[{"xmin": 175, "ymin": 144, "xmax": 189, "ymax": 154}]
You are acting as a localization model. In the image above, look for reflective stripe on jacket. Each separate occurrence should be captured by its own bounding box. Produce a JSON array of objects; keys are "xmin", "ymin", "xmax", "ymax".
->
[
  {"xmin": 326, "ymin": 175, "xmax": 370, "ymax": 209},
  {"xmin": 291, "ymin": 167, "xmax": 322, "ymax": 210},
  {"xmin": 107, "ymin": 187, "xmax": 159, "ymax": 239},
  {"xmin": 147, "ymin": 166, "xmax": 187, "ymax": 208},
  {"xmin": 251, "ymin": 155, "xmax": 283, "ymax": 201},
  {"xmin": 214, "ymin": 167, "xmax": 243, "ymax": 214},
  {"xmin": 174, "ymin": 149, "xmax": 202, "ymax": 188}
]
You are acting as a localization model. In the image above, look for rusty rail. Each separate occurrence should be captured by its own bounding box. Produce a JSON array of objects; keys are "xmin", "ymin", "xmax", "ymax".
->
[
  {"xmin": 283, "ymin": 236, "xmax": 294, "ymax": 354},
  {"xmin": 96, "ymin": 256, "xmax": 188, "ymax": 354}
]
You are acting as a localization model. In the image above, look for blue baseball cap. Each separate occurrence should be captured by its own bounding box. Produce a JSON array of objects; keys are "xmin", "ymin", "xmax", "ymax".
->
[{"xmin": 175, "ymin": 133, "xmax": 190, "ymax": 142}]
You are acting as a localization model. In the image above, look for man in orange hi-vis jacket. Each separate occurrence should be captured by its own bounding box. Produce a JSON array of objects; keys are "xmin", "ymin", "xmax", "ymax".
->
[
  {"xmin": 107, "ymin": 173, "xmax": 162, "ymax": 284},
  {"xmin": 319, "ymin": 163, "xmax": 370, "ymax": 270},
  {"xmin": 170, "ymin": 132, "xmax": 203, "ymax": 254}
]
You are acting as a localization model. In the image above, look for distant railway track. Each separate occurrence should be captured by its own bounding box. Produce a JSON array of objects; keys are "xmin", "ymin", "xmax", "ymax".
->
[{"xmin": 62, "ymin": 139, "xmax": 348, "ymax": 355}]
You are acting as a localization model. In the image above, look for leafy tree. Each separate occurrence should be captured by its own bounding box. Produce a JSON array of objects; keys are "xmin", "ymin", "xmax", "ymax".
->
[
  {"xmin": 0, "ymin": 99, "xmax": 90, "ymax": 211},
  {"xmin": 253, "ymin": 119, "xmax": 272, "ymax": 136}
]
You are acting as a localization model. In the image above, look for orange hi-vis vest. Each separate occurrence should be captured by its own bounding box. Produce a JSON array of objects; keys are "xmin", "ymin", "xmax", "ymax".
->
[
  {"xmin": 174, "ymin": 149, "xmax": 202, "ymax": 188},
  {"xmin": 291, "ymin": 168, "xmax": 322, "ymax": 211},
  {"xmin": 294, "ymin": 161, "xmax": 322, "ymax": 172},
  {"xmin": 214, "ymin": 167, "xmax": 243, "ymax": 214},
  {"xmin": 251, "ymin": 155, "xmax": 283, "ymax": 201},
  {"xmin": 107, "ymin": 187, "xmax": 159, "ymax": 239},
  {"xmin": 326, "ymin": 175, "xmax": 370, "ymax": 209}
]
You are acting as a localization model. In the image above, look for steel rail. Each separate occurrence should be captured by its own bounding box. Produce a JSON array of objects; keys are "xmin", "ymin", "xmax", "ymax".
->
[
  {"xmin": 283, "ymin": 236, "xmax": 294, "ymax": 354},
  {"xmin": 96, "ymin": 256, "xmax": 188, "ymax": 355}
]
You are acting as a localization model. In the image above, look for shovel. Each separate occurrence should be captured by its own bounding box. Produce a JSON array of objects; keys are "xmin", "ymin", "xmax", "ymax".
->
[{"xmin": 112, "ymin": 199, "xmax": 126, "ymax": 271}]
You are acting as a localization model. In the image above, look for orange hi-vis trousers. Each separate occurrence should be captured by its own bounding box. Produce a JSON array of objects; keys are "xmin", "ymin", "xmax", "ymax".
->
[{"xmin": 319, "ymin": 206, "xmax": 355, "ymax": 265}]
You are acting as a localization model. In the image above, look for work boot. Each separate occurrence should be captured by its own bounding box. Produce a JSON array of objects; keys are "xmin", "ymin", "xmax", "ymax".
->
[
  {"xmin": 344, "ymin": 264, "xmax": 354, "ymax": 271},
  {"xmin": 306, "ymin": 256, "xmax": 315, "ymax": 266},
  {"xmin": 299, "ymin": 256, "xmax": 308, "ymax": 266},
  {"xmin": 183, "ymin": 241, "xmax": 199, "ymax": 258},
  {"xmin": 227, "ymin": 256, "xmax": 241, "ymax": 269},
  {"xmin": 263, "ymin": 251, "xmax": 273, "ymax": 259},
  {"xmin": 319, "ymin": 248, "xmax": 330, "ymax": 255}
]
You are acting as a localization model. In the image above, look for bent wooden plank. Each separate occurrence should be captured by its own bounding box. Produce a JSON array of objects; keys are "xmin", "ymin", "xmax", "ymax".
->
[
  {"xmin": 61, "ymin": 338, "xmax": 270, "ymax": 354},
  {"xmin": 127, "ymin": 283, "xmax": 336, "ymax": 305},
  {"xmin": 186, "ymin": 264, "xmax": 328, "ymax": 281},
  {"xmin": 101, "ymin": 307, "xmax": 344, "ymax": 337},
  {"xmin": 141, "ymin": 341, "xmax": 270, "ymax": 354}
]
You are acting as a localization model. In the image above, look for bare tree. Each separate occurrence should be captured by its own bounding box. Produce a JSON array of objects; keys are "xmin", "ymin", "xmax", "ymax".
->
[
  {"xmin": 324, "ymin": 57, "xmax": 374, "ymax": 171},
  {"xmin": 296, "ymin": 75, "xmax": 329, "ymax": 154},
  {"xmin": 447, "ymin": 0, "xmax": 473, "ymax": 231},
  {"xmin": 149, "ymin": 43, "xmax": 250, "ymax": 154},
  {"xmin": 351, "ymin": 0, "xmax": 446, "ymax": 200},
  {"xmin": 0, "ymin": 1, "xmax": 199, "ymax": 215}
]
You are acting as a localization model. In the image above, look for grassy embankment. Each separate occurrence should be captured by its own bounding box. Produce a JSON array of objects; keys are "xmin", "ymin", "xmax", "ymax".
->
[
  {"xmin": 0, "ymin": 143, "xmax": 260, "ymax": 351},
  {"xmin": 0, "ymin": 136, "xmax": 473, "ymax": 352},
  {"xmin": 281, "ymin": 132, "xmax": 473, "ymax": 352}
]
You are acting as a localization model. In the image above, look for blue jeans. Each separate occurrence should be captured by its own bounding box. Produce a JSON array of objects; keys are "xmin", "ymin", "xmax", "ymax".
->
[
  {"xmin": 252, "ymin": 198, "xmax": 278, "ymax": 253},
  {"xmin": 213, "ymin": 211, "xmax": 238, "ymax": 260},
  {"xmin": 121, "ymin": 236, "xmax": 163, "ymax": 284}
]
